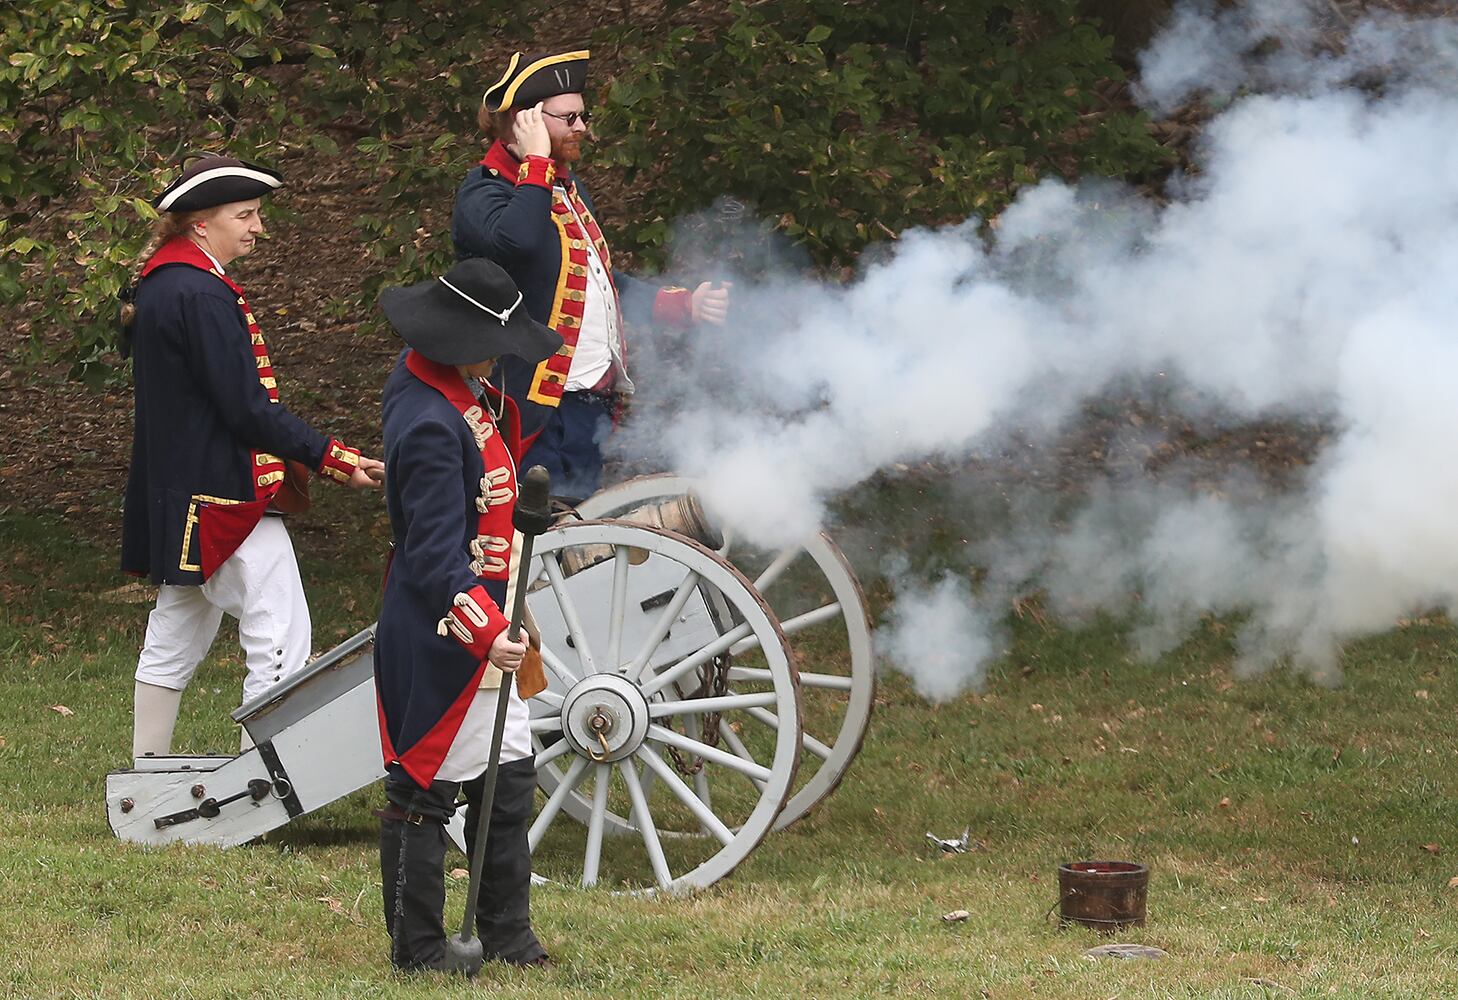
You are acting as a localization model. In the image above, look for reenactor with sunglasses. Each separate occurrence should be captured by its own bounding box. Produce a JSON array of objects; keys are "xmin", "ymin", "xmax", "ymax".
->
[{"xmin": 452, "ymin": 49, "xmax": 731, "ymax": 503}]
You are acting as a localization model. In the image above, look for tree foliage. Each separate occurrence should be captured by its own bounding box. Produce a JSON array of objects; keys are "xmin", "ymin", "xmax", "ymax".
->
[
  {"xmin": 596, "ymin": 0, "xmax": 1168, "ymax": 270},
  {"xmin": 1, "ymin": 0, "xmax": 514, "ymax": 380},
  {"xmin": 2, "ymin": 1, "xmax": 1166, "ymax": 380}
]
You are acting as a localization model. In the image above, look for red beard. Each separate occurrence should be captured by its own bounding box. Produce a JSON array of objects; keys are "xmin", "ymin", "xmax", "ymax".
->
[{"xmin": 551, "ymin": 134, "xmax": 585, "ymax": 165}]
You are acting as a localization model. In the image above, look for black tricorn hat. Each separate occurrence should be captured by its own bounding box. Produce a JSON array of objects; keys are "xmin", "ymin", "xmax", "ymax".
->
[
  {"xmin": 154, "ymin": 155, "xmax": 283, "ymax": 213},
  {"xmin": 378, "ymin": 258, "xmax": 563, "ymax": 366},
  {"xmin": 481, "ymin": 49, "xmax": 589, "ymax": 113}
]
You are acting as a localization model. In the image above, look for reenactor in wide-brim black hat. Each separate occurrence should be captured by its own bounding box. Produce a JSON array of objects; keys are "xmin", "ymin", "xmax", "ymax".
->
[{"xmin": 372, "ymin": 258, "xmax": 561, "ymax": 972}]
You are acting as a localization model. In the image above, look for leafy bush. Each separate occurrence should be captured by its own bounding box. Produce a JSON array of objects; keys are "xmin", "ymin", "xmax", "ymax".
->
[
  {"xmin": 2, "ymin": 0, "xmax": 1166, "ymax": 379},
  {"xmin": 1, "ymin": 0, "xmax": 513, "ymax": 380},
  {"xmin": 595, "ymin": 0, "xmax": 1169, "ymax": 272}
]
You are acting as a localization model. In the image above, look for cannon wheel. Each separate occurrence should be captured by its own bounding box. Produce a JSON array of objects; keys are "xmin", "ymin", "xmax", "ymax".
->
[
  {"xmin": 526, "ymin": 521, "xmax": 801, "ymax": 893},
  {"xmin": 574, "ymin": 474, "xmax": 875, "ymax": 831}
]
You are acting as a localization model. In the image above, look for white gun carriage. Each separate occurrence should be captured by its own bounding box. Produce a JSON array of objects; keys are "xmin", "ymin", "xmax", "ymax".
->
[{"xmin": 106, "ymin": 474, "xmax": 876, "ymax": 893}]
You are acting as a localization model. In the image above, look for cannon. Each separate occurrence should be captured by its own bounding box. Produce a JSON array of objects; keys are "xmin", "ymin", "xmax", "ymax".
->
[{"xmin": 106, "ymin": 475, "xmax": 876, "ymax": 893}]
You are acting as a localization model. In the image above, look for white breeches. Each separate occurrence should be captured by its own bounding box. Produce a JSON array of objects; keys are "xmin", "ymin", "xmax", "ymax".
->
[{"xmin": 134, "ymin": 516, "xmax": 312, "ymax": 706}]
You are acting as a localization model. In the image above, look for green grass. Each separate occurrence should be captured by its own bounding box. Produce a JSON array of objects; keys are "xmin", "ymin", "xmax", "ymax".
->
[{"xmin": 3, "ymin": 507, "xmax": 1458, "ymax": 999}]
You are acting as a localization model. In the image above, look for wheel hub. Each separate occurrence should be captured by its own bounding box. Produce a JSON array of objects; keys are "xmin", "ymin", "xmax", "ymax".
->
[{"xmin": 559, "ymin": 674, "xmax": 650, "ymax": 763}]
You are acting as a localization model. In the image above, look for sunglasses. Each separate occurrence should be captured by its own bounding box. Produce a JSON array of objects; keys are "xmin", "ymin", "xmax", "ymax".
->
[{"xmin": 541, "ymin": 109, "xmax": 593, "ymax": 128}]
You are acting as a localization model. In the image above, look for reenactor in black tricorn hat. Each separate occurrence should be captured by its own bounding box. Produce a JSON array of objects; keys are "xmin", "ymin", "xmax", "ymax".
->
[
  {"xmin": 453, "ymin": 48, "xmax": 732, "ymax": 503},
  {"xmin": 118, "ymin": 154, "xmax": 384, "ymax": 761}
]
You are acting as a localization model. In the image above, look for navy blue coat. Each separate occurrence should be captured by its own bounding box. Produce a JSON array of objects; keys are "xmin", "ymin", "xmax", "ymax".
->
[
  {"xmin": 451, "ymin": 142, "xmax": 692, "ymax": 442},
  {"xmin": 376, "ymin": 350, "xmax": 522, "ymax": 787},
  {"xmin": 122, "ymin": 240, "xmax": 330, "ymax": 585}
]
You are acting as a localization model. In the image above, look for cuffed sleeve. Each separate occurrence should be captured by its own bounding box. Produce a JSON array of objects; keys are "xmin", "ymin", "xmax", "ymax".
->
[
  {"xmin": 437, "ymin": 583, "xmax": 510, "ymax": 662},
  {"xmin": 652, "ymin": 285, "xmax": 694, "ymax": 330},
  {"xmin": 516, "ymin": 155, "xmax": 556, "ymax": 189},
  {"xmin": 317, "ymin": 439, "xmax": 360, "ymax": 484}
]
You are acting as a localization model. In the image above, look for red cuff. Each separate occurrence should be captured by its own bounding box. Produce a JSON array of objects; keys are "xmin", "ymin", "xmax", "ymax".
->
[
  {"xmin": 517, "ymin": 155, "xmax": 556, "ymax": 190},
  {"xmin": 318, "ymin": 439, "xmax": 360, "ymax": 484},
  {"xmin": 653, "ymin": 285, "xmax": 693, "ymax": 330},
  {"xmin": 438, "ymin": 584, "xmax": 509, "ymax": 661}
]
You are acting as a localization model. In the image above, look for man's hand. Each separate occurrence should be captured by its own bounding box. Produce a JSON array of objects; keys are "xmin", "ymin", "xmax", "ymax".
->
[
  {"xmin": 349, "ymin": 456, "xmax": 385, "ymax": 489},
  {"xmin": 691, "ymin": 281, "xmax": 732, "ymax": 325},
  {"xmin": 488, "ymin": 631, "xmax": 527, "ymax": 672},
  {"xmin": 512, "ymin": 103, "xmax": 552, "ymax": 159}
]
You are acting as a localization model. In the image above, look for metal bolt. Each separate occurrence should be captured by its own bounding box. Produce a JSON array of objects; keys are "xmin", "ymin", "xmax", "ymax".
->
[
  {"xmin": 120, "ymin": 798, "xmax": 134, "ymax": 813},
  {"xmin": 191, "ymin": 784, "xmax": 206, "ymax": 799}
]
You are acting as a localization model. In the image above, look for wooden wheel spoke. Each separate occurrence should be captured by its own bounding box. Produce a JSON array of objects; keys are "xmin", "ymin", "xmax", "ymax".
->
[
  {"xmin": 582, "ymin": 763, "xmax": 611, "ymax": 887},
  {"xmin": 543, "ymin": 552, "xmax": 598, "ymax": 673},
  {"xmin": 635, "ymin": 748, "xmax": 735, "ymax": 846},
  {"xmin": 620, "ymin": 760, "xmax": 672, "ymax": 888},
  {"xmin": 640, "ymin": 621, "xmax": 753, "ymax": 698},
  {"xmin": 684, "ymin": 714, "xmax": 713, "ymax": 827},
  {"xmin": 647, "ymin": 723, "xmax": 773, "ymax": 783},
  {"xmin": 744, "ymin": 706, "xmax": 832, "ymax": 760},
  {"xmin": 539, "ymin": 638, "xmax": 580, "ymax": 687},
  {"xmin": 726, "ymin": 666, "xmax": 853, "ymax": 692},
  {"xmin": 716, "ymin": 724, "xmax": 769, "ymax": 792},
  {"xmin": 606, "ymin": 547, "xmax": 631, "ymax": 671},
  {"xmin": 529, "ymin": 755, "xmax": 590, "ymax": 850},
  {"xmin": 648, "ymin": 691, "xmax": 779, "ymax": 718},
  {"xmin": 534, "ymin": 735, "xmax": 575, "ymax": 767},
  {"xmin": 779, "ymin": 602, "xmax": 841, "ymax": 636},
  {"xmin": 752, "ymin": 545, "xmax": 802, "ymax": 592},
  {"xmin": 626, "ymin": 569, "xmax": 701, "ymax": 681}
]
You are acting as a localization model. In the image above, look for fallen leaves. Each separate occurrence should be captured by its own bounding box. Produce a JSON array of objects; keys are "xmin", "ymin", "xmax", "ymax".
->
[
  {"xmin": 99, "ymin": 580, "xmax": 158, "ymax": 605},
  {"xmin": 448, "ymin": 867, "xmax": 469, "ymax": 880},
  {"xmin": 1423, "ymin": 844, "xmax": 1441, "ymax": 856},
  {"xmin": 942, "ymin": 909, "xmax": 970, "ymax": 923},
  {"xmin": 49, "ymin": 704, "xmax": 74, "ymax": 717}
]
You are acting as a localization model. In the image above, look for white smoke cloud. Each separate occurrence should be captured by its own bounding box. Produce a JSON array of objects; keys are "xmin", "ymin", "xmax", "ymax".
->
[
  {"xmin": 613, "ymin": 1, "xmax": 1458, "ymax": 696},
  {"xmin": 1135, "ymin": 0, "xmax": 1458, "ymax": 114},
  {"xmin": 874, "ymin": 571, "xmax": 1000, "ymax": 701}
]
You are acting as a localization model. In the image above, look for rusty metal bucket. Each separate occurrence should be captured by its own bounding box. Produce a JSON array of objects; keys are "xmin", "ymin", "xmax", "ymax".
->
[{"xmin": 1057, "ymin": 861, "xmax": 1148, "ymax": 931}]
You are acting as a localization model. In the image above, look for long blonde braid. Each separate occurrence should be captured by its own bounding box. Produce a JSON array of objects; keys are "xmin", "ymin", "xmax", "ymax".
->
[{"xmin": 119, "ymin": 211, "xmax": 200, "ymax": 328}]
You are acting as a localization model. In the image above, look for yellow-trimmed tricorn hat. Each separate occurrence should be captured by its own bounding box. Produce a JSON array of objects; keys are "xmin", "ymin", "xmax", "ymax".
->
[{"xmin": 481, "ymin": 49, "xmax": 589, "ymax": 113}]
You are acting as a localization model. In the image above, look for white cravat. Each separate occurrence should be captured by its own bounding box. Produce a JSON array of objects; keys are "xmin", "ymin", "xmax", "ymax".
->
[{"xmin": 198, "ymin": 244, "xmax": 226, "ymax": 274}]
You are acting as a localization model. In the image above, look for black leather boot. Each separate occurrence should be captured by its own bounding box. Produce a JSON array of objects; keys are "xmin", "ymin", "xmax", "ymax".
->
[
  {"xmin": 380, "ymin": 769, "xmax": 461, "ymax": 972},
  {"xmin": 461, "ymin": 756, "xmax": 549, "ymax": 966}
]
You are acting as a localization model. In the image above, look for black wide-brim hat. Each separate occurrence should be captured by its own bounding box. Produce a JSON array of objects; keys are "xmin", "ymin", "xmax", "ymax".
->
[
  {"xmin": 154, "ymin": 155, "xmax": 282, "ymax": 213},
  {"xmin": 481, "ymin": 49, "xmax": 589, "ymax": 113},
  {"xmin": 378, "ymin": 258, "xmax": 563, "ymax": 366}
]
